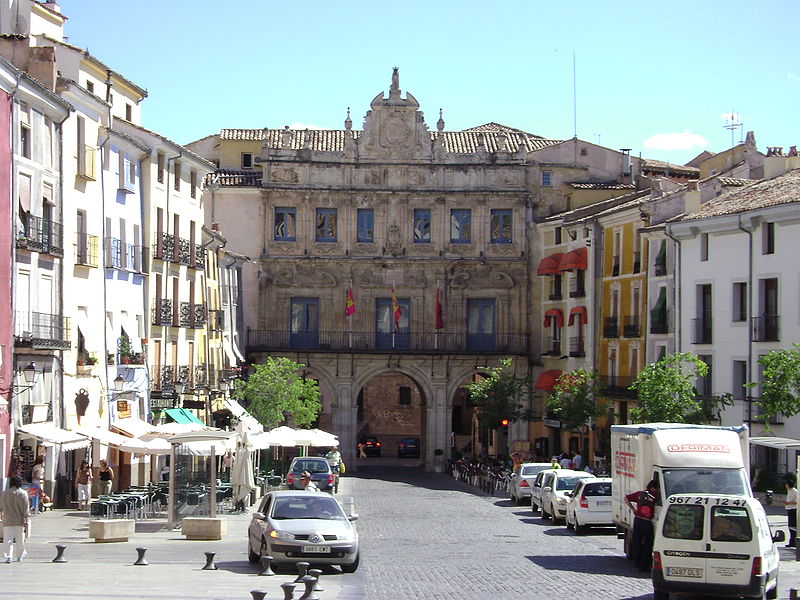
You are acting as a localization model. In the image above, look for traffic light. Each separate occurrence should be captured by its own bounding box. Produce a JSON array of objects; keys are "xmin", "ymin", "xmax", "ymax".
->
[{"xmin": 500, "ymin": 418, "xmax": 509, "ymax": 429}]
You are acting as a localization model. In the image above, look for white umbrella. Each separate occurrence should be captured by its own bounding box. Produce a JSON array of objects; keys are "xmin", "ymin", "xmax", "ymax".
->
[
  {"xmin": 294, "ymin": 428, "xmax": 339, "ymax": 447},
  {"xmin": 262, "ymin": 426, "xmax": 301, "ymax": 447},
  {"xmin": 231, "ymin": 422, "xmax": 255, "ymax": 505}
]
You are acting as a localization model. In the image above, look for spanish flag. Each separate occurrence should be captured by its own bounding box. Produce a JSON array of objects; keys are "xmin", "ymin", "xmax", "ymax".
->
[
  {"xmin": 391, "ymin": 288, "xmax": 401, "ymax": 330},
  {"xmin": 435, "ymin": 286, "xmax": 444, "ymax": 330},
  {"xmin": 344, "ymin": 287, "xmax": 356, "ymax": 316}
]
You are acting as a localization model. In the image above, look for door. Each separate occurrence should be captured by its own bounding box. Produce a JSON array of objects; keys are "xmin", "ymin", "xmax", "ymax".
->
[
  {"xmin": 705, "ymin": 503, "xmax": 754, "ymax": 587},
  {"xmin": 467, "ymin": 299, "xmax": 495, "ymax": 351},
  {"xmin": 290, "ymin": 298, "xmax": 319, "ymax": 349},
  {"xmin": 658, "ymin": 501, "xmax": 708, "ymax": 584},
  {"xmin": 375, "ymin": 297, "xmax": 410, "ymax": 350}
]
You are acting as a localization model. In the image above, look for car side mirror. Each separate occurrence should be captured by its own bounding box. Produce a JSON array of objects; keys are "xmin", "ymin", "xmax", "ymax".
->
[
  {"xmin": 564, "ymin": 491, "xmax": 572, "ymax": 497},
  {"xmin": 253, "ymin": 512, "xmax": 266, "ymax": 521},
  {"xmin": 348, "ymin": 514, "xmax": 359, "ymax": 521},
  {"xmin": 543, "ymin": 486, "xmax": 552, "ymax": 493},
  {"xmin": 773, "ymin": 529, "xmax": 786, "ymax": 543}
]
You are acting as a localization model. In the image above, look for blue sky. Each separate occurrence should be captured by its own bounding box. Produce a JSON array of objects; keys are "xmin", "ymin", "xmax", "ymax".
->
[{"xmin": 61, "ymin": 1, "xmax": 799, "ymax": 166}]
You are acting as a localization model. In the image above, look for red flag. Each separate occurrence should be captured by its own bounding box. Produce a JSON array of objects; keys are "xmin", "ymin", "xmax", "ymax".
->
[
  {"xmin": 435, "ymin": 287, "xmax": 444, "ymax": 330},
  {"xmin": 344, "ymin": 287, "xmax": 356, "ymax": 316},
  {"xmin": 391, "ymin": 288, "xmax": 401, "ymax": 331}
]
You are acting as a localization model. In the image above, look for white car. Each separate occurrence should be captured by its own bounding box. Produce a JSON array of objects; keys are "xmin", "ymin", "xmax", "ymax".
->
[
  {"xmin": 539, "ymin": 469, "xmax": 595, "ymax": 521},
  {"xmin": 565, "ymin": 477, "xmax": 612, "ymax": 534},
  {"xmin": 509, "ymin": 463, "xmax": 551, "ymax": 505},
  {"xmin": 530, "ymin": 468, "xmax": 559, "ymax": 513}
]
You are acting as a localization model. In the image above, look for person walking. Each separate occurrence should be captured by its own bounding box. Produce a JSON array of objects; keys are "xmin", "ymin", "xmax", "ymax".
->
[
  {"xmin": 98, "ymin": 460, "xmax": 114, "ymax": 495},
  {"xmin": 0, "ymin": 475, "xmax": 31, "ymax": 562},
  {"xmin": 786, "ymin": 475, "xmax": 798, "ymax": 547},
  {"xmin": 625, "ymin": 479, "xmax": 659, "ymax": 571},
  {"xmin": 30, "ymin": 456, "xmax": 44, "ymax": 513},
  {"xmin": 75, "ymin": 459, "xmax": 92, "ymax": 510},
  {"xmin": 572, "ymin": 451, "xmax": 583, "ymax": 471}
]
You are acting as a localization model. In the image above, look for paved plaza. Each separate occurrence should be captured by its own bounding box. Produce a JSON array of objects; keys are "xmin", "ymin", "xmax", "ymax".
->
[{"xmin": 3, "ymin": 464, "xmax": 800, "ymax": 599}]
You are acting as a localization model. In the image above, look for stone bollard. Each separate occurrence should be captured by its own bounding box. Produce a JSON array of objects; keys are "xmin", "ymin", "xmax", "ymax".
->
[
  {"xmin": 202, "ymin": 551, "xmax": 217, "ymax": 570},
  {"xmin": 298, "ymin": 575, "xmax": 319, "ymax": 600},
  {"xmin": 250, "ymin": 591, "xmax": 268, "ymax": 600},
  {"xmin": 133, "ymin": 547, "xmax": 149, "ymax": 566},
  {"xmin": 307, "ymin": 568, "xmax": 324, "ymax": 592},
  {"xmin": 52, "ymin": 544, "xmax": 67, "ymax": 563},
  {"xmin": 258, "ymin": 555, "xmax": 276, "ymax": 576},
  {"xmin": 280, "ymin": 582, "xmax": 296, "ymax": 600},
  {"xmin": 293, "ymin": 561, "xmax": 310, "ymax": 583}
]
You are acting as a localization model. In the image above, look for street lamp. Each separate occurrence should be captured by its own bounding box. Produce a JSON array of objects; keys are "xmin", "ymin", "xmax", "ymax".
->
[
  {"xmin": 113, "ymin": 374, "xmax": 125, "ymax": 392},
  {"xmin": 9, "ymin": 362, "xmax": 40, "ymax": 397}
]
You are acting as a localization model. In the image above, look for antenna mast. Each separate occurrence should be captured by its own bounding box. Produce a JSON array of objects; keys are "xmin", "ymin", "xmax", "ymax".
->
[
  {"xmin": 572, "ymin": 51, "xmax": 577, "ymax": 139},
  {"xmin": 723, "ymin": 110, "xmax": 743, "ymax": 148}
]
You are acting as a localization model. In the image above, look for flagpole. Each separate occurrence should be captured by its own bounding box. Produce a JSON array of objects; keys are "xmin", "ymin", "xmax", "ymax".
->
[
  {"xmin": 392, "ymin": 280, "xmax": 396, "ymax": 349},
  {"xmin": 434, "ymin": 279, "xmax": 439, "ymax": 350},
  {"xmin": 348, "ymin": 279, "xmax": 353, "ymax": 349}
]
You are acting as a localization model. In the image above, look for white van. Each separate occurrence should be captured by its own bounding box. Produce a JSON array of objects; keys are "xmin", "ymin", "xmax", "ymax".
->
[{"xmin": 651, "ymin": 493, "xmax": 783, "ymax": 600}]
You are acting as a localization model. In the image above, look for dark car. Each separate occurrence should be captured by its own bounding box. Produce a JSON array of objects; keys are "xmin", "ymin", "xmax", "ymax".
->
[
  {"xmin": 397, "ymin": 437, "xmax": 420, "ymax": 458},
  {"xmin": 358, "ymin": 436, "xmax": 381, "ymax": 457},
  {"xmin": 286, "ymin": 457, "xmax": 334, "ymax": 491}
]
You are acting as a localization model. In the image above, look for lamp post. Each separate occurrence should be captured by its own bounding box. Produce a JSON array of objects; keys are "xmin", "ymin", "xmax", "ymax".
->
[{"xmin": 11, "ymin": 361, "xmax": 40, "ymax": 397}]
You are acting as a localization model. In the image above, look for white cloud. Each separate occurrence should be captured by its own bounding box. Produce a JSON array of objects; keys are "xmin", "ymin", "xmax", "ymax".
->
[
  {"xmin": 288, "ymin": 122, "xmax": 326, "ymax": 130},
  {"xmin": 643, "ymin": 131, "xmax": 710, "ymax": 152}
]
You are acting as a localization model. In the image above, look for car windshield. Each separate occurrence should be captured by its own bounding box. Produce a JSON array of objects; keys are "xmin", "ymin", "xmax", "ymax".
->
[
  {"xmin": 662, "ymin": 468, "xmax": 748, "ymax": 497},
  {"xmin": 557, "ymin": 476, "xmax": 588, "ymax": 490},
  {"xmin": 271, "ymin": 496, "xmax": 346, "ymax": 520},
  {"xmin": 292, "ymin": 460, "xmax": 329, "ymax": 474},
  {"xmin": 521, "ymin": 465, "xmax": 546, "ymax": 476}
]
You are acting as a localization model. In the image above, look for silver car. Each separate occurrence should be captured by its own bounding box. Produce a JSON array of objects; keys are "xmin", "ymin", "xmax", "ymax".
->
[
  {"xmin": 248, "ymin": 490, "xmax": 360, "ymax": 572},
  {"xmin": 509, "ymin": 462, "xmax": 551, "ymax": 505}
]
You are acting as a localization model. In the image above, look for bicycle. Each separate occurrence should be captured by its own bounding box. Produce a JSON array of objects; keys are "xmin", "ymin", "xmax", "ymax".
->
[{"xmin": 331, "ymin": 464, "xmax": 340, "ymax": 494}]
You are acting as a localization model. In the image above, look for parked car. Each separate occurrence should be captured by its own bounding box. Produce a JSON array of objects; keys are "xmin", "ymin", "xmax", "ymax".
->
[
  {"xmin": 539, "ymin": 469, "xmax": 595, "ymax": 521},
  {"xmin": 248, "ymin": 490, "xmax": 360, "ymax": 572},
  {"xmin": 286, "ymin": 457, "xmax": 334, "ymax": 491},
  {"xmin": 531, "ymin": 468, "xmax": 559, "ymax": 513},
  {"xmin": 509, "ymin": 462, "xmax": 551, "ymax": 505},
  {"xmin": 565, "ymin": 477, "xmax": 613, "ymax": 534},
  {"xmin": 397, "ymin": 437, "xmax": 420, "ymax": 458},
  {"xmin": 358, "ymin": 436, "xmax": 382, "ymax": 457}
]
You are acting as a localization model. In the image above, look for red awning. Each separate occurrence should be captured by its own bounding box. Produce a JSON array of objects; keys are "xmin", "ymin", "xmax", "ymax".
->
[
  {"xmin": 543, "ymin": 309, "xmax": 564, "ymax": 328},
  {"xmin": 559, "ymin": 247, "xmax": 588, "ymax": 271},
  {"xmin": 568, "ymin": 306, "xmax": 588, "ymax": 326},
  {"xmin": 536, "ymin": 253, "xmax": 564, "ymax": 275},
  {"xmin": 535, "ymin": 369, "xmax": 563, "ymax": 391}
]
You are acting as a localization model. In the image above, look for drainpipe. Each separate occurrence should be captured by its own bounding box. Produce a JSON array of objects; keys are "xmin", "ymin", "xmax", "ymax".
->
[
  {"xmin": 737, "ymin": 215, "xmax": 754, "ymax": 426},
  {"xmin": 664, "ymin": 226, "xmax": 681, "ymax": 353},
  {"xmin": 8, "ymin": 70, "xmax": 21, "ymax": 432},
  {"xmin": 99, "ymin": 106, "xmax": 113, "ymax": 429},
  {"xmin": 163, "ymin": 151, "xmax": 182, "ymax": 380}
]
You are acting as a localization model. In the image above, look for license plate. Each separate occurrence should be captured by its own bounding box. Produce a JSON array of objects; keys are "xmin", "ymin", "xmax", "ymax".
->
[
  {"xmin": 597, "ymin": 501, "xmax": 611, "ymax": 506},
  {"xmin": 666, "ymin": 567, "xmax": 703, "ymax": 578},
  {"xmin": 302, "ymin": 545, "xmax": 330, "ymax": 553}
]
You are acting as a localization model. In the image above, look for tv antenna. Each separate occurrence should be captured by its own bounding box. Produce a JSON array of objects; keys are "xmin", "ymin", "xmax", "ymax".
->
[{"xmin": 723, "ymin": 111, "xmax": 743, "ymax": 148}]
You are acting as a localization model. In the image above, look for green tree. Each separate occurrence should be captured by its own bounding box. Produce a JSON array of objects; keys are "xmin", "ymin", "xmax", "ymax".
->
[
  {"xmin": 466, "ymin": 358, "xmax": 532, "ymax": 431},
  {"xmin": 629, "ymin": 352, "xmax": 730, "ymax": 424},
  {"xmin": 546, "ymin": 369, "xmax": 602, "ymax": 433},
  {"xmin": 751, "ymin": 344, "xmax": 800, "ymax": 433},
  {"xmin": 232, "ymin": 357, "xmax": 321, "ymax": 428}
]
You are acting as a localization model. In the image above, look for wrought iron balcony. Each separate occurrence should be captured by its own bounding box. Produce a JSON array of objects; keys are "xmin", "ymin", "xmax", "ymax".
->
[
  {"xmin": 751, "ymin": 315, "xmax": 780, "ymax": 342},
  {"xmin": 17, "ymin": 215, "xmax": 63, "ymax": 256},
  {"xmin": 598, "ymin": 374, "xmax": 636, "ymax": 397},
  {"xmin": 623, "ymin": 316, "xmax": 640, "ymax": 338},
  {"xmin": 568, "ymin": 280, "xmax": 585, "ymax": 298},
  {"xmin": 150, "ymin": 365, "xmax": 175, "ymax": 391},
  {"xmin": 743, "ymin": 397, "xmax": 783, "ymax": 425},
  {"xmin": 193, "ymin": 244, "xmax": 206, "ymax": 270},
  {"xmin": 544, "ymin": 337, "xmax": 561, "ymax": 356},
  {"xmin": 691, "ymin": 316, "xmax": 713, "ymax": 344},
  {"xmin": 180, "ymin": 302, "xmax": 207, "ymax": 328},
  {"xmin": 612, "ymin": 256, "xmax": 620, "ymax": 276},
  {"xmin": 75, "ymin": 232, "xmax": 99, "ymax": 267},
  {"xmin": 208, "ymin": 309, "xmax": 225, "ymax": 331},
  {"xmin": 15, "ymin": 310, "xmax": 71, "ymax": 349},
  {"xmin": 247, "ymin": 329, "xmax": 529, "ymax": 355},
  {"xmin": 632, "ymin": 251, "xmax": 641, "ymax": 274},
  {"xmin": 152, "ymin": 299, "xmax": 173, "ymax": 326},
  {"xmin": 569, "ymin": 337, "xmax": 585, "ymax": 357},
  {"xmin": 603, "ymin": 317, "xmax": 619, "ymax": 338},
  {"xmin": 650, "ymin": 309, "xmax": 669, "ymax": 334}
]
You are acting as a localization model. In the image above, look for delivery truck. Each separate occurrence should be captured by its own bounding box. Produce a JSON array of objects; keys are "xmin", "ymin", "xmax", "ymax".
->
[{"xmin": 611, "ymin": 423, "xmax": 750, "ymax": 558}]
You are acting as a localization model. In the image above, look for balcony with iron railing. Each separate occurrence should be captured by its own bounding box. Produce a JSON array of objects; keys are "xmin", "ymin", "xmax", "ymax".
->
[
  {"xmin": 569, "ymin": 337, "xmax": 585, "ymax": 358},
  {"xmin": 75, "ymin": 232, "xmax": 99, "ymax": 267},
  {"xmin": 208, "ymin": 309, "xmax": 225, "ymax": 331},
  {"xmin": 650, "ymin": 309, "xmax": 669, "ymax": 334},
  {"xmin": 180, "ymin": 302, "xmax": 208, "ymax": 328},
  {"xmin": 611, "ymin": 256, "xmax": 620, "ymax": 276},
  {"xmin": 743, "ymin": 396, "xmax": 783, "ymax": 426},
  {"xmin": 632, "ymin": 251, "xmax": 641, "ymax": 274},
  {"xmin": 603, "ymin": 317, "xmax": 619, "ymax": 338},
  {"xmin": 150, "ymin": 365, "xmax": 175, "ymax": 391},
  {"xmin": 152, "ymin": 232, "xmax": 205, "ymax": 270},
  {"xmin": 569, "ymin": 279, "xmax": 585, "ymax": 298},
  {"xmin": 17, "ymin": 215, "xmax": 63, "ymax": 256},
  {"xmin": 247, "ymin": 329, "xmax": 530, "ymax": 355},
  {"xmin": 152, "ymin": 299, "xmax": 173, "ymax": 326},
  {"xmin": 544, "ymin": 337, "xmax": 561, "ymax": 357},
  {"xmin": 691, "ymin": 315, "xmax": 713, "ymax": 344},
  {"xmin": 751, "ymin": 315, "xmax": 780, "ymax": 342},
  {"xmin": 623, "ymin": 316, "xmax": 640, "ymax": 338},
  {"xmin": 598, "ymin": 374, "xmax": 636, "ymax": 397},
  {"xmin": 15, "ymin": 310, "xmax": 71, "ymax": 349}
]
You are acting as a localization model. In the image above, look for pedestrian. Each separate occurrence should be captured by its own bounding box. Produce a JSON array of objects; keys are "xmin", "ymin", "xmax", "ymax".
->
[
  {"xmin": 30, "ymin": 456, "xmax": 44, "ymax": 513},
  {"xmin": 550, "ymin": 456, "xmax": 561, "ymax": 469},
  {"xmin": 572, "ymin": 451, "xmax": 583, "ymax": 471},
  {"xmin": 0, "ymin": 474, "xmax": 31, "ymax": 562},
  {"xmin": 325, "ymin": 446, "xmax": 341, "ymax": 469},
  {"xmin": 357, "ymin": 441, "xmax": 367, "ymax": 459},
  {"xmin": 625, "ymin": 479, "xmax": 659, "ymax": 571},
  {"xmin": 75, "ymin": 459, "xmax": 92, "ymax": 510},
  {"xmin": 98, "ymin": 459, "xmax": 114, "ymax": 495},
  {"xmin": 786, "ymin": 474, "xmax": 798, "ymax": 547},
  {"xmin": 559, "ymin": 453, "xmax": 571, "ymax": 469},
  {"xmin": 300, "ymin": 471, "xmax": 318, "ymax": 492}
]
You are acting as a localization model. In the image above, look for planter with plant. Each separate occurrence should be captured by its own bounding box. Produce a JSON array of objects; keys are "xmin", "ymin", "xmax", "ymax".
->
[{"xmin": 118, "ymin": 336, "xmax": 135, "ymax": 364}]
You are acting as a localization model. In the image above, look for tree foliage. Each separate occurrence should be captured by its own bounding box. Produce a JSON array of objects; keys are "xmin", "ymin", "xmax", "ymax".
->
[
  {"xmin": 232, "ymin": 357, "xmax": 321, "ymax": 428},
  {"xmin": 751, "ymin": 344, "xmax": 800, "ymax": 433},
  {"xmin": 546, "ymin": 369, "xmax": 602, "ymax": 432},
  {"xmin": 466, "ymin": 358, "xmax": 532, "ymax": 430},
  {"xmin": 629, "ymin": 352, "xmax": 725, "ymax": 424}
]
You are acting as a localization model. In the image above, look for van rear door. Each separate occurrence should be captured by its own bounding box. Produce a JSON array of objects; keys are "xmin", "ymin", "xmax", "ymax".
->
[
  {"xmin": 658, "ymin": 500, "xmax": 708, "ymax": 584},
  {"xmin": 705, "ymin": 503, "xmax": 753, "ymax": 587}
]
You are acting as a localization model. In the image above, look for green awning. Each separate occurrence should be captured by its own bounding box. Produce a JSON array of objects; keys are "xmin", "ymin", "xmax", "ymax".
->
[
  {"xmin": 164, "ymin": 408, "xmax": 191, "ymax": 424},
  {"xmin": 180, "ymin": 408, "xmax": 205, "ymax": 426}
]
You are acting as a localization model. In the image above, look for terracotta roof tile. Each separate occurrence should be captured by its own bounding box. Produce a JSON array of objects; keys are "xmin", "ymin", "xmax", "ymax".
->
[
  {"xmin": 642, "ymin": 158, "xmax": 699, "ymax": 177},
  {"xmin": 682, "ymin": 169, "xmax": 800, "ymax": 220},
  {"xmin": 568, "ymin": 182, "xmax": 636, "ymax": 190}
]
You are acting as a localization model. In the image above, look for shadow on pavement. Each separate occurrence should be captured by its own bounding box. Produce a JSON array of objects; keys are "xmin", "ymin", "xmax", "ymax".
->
[{"xmin": 527, "ymin": 554, "xmax": 646, "ymax": 577}]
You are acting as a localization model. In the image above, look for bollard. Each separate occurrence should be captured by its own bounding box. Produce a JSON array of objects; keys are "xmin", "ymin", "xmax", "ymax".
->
[
  {"xmin": 280, "ymin": 582, "xmax": 296, "ymax": 600},
  {"xmin": 250, "ymin": 591, "xmax": 268, "ymax": 600},
  {"xmin": 293, "ymin": 561, "xmax": 310, "ymax": 583},
  {"xmin": 52, "ymin": 544, "xmax": 67, "ymax": 563},
  {"xmin": 133, "ymin": 547, "xmax": 149, "ymax": 566},
  {"xmin": 202, "ymin": 551, "xmax": 217, "ymax": 570},
  {"xmin": 298, "ymin": 575, "xmax": 319, "ymax": 600},
  {"xmin": 258, "ymin": 555, "xmax": 276, "ymax": 576},
  {"xmin": 307, "ymin": 568, "xmax": 324, "ymax": 592}
]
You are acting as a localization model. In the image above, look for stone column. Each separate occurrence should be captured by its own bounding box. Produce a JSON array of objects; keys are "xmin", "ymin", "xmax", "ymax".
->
[
  {"xmin": 332, "ymin": 378, "xmax": 357, "ymax": 468},
  {"xmin": 424, "ymin": 378, "xmax": 449, "ymax": 472}
]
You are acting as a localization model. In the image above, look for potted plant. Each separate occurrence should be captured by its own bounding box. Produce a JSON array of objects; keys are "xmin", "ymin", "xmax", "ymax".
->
[
  {"xmin": 118, "ymin": 336, "xmax": 135, "ymax": 364},
  {"xmin": 85, "ymin": 354, "xmax": 98, "ymax": 366}
]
